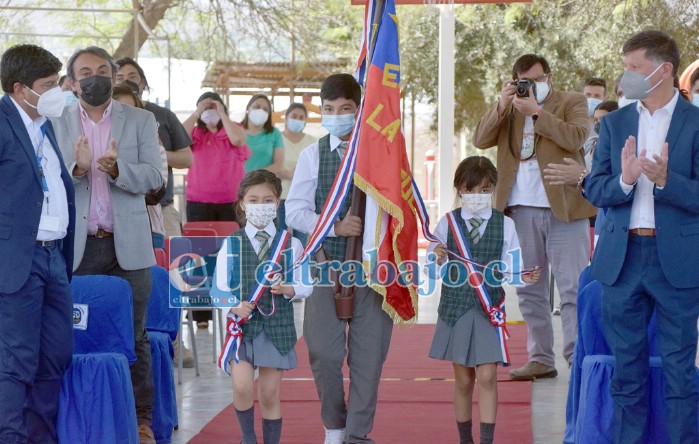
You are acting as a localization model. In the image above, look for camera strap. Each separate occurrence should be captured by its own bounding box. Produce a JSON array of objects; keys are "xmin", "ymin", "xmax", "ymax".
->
[{"xmin": 507, "ymin": 109, "xmax": 535, "ymax": 161}]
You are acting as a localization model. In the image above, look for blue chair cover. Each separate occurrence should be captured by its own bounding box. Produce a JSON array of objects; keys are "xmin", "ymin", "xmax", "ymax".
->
[
  {"xmin": 70, "ymin": 275, "xmax": 136, "ymax": 364},
  {"xmin": 146, "ymin": 266, "xmax": 181, "ymax": 341},
  {"xmin": 575, "ymin": 355, "xmax": 699, "ymax": 443},
  {"xmin": 147, "ymin": 266, "xmax": 181, "ymax": 443},
  {"xmin": 58, "ymin": 354, "xmax": 138, "ymax": 443},
  {"xmin": 58, "ymin": 276, "xmax": 138, "ymax": 443}
]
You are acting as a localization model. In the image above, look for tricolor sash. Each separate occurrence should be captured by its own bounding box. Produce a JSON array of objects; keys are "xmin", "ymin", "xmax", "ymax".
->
[
  {"xmin": 445, "ymin": 211, "xmax": 510, "ymax": 365},
  {"xmin": 217, "ymin": 230, "xmax": 292, "ymax": 374}
]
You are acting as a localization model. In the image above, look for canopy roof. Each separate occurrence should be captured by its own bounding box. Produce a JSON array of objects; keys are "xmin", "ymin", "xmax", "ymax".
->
[{"xmin": 201, "ymin": 60, "xmax": 349, "ymax": 96}]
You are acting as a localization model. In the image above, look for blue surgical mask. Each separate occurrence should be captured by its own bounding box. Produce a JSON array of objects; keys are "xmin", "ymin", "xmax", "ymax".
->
[
  {"xmin": 63, "ymin": 90, "xmax": 78, "ymax": 107},
  {"xmin": 692, "ymin": 95, "xmax": 699, "ymax": 108},
  {"xmin": 286, "ymin": 118, "xmax": 306, "ymax": 133},
  {"xmin": 322, "ymin": 113, "xmax": 355, "ymax": 138},
  {"xmin": 587, "ymin": 98, "xmax": 602, "ymax": 116}
]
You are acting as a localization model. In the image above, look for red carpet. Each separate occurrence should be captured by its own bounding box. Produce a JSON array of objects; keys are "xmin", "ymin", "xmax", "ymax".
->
[{"xmin": 189, "ymin": 323, "xmax": 532, "ymax": 443}]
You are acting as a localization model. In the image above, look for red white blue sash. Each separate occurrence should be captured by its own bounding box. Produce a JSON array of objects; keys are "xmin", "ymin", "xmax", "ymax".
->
[
  {"xmin": 217, "ymin": 230, "xmax": 292, "ymax": 374},
  {"xmin": 445, "ymin": 211, "xmax": 510, "ymax": 365}
]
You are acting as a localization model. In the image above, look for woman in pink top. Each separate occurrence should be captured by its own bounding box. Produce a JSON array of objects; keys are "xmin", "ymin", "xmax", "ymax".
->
[{"xmin": 183, "ymin": 92, "xmax": 251, "ymax": 222}]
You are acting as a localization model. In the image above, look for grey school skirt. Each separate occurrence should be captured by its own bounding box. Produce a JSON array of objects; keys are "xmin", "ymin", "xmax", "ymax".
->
[
  {"xmin": 234, "ymin": 330, "xmax": 298, "ymax": 370},
  {"xmin": 429, "ymin": 307, "xmax": 504, "ymax": 367}
]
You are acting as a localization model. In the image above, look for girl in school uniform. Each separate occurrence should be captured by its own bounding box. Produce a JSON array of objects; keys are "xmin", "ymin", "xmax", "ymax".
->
[
  {"xmin": 211, "ymin": 169, "xmax": 311, "ymax": 444},
  {"xmin": 427, "ymin": 156, "xmax": 540, "ymax": 444}
]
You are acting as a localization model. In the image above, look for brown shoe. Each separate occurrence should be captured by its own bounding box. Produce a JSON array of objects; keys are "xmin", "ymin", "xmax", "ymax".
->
[
  {"xmin": 138, "ymin": 424, "xmax": 156, "ymax": 444},
  {"xmin": 508, "ymin": 361, "xmax": 558, "ymax": 381}
]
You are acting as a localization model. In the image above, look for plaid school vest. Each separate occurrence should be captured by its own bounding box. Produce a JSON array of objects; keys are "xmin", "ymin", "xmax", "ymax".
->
[
  {"xmin": 315, "ymin": 134, "xmax": 353, "ymax": 262},
  {"xmin": 437, "ymin": 210, "xmax": 506, "ymax": 327},
  {"xmin": 231, "ymin": 228, "xmax": 297, "ymax": 355}
]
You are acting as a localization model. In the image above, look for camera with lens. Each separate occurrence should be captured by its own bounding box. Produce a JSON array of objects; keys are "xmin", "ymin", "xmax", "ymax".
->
[{"xmin": 513, "ymin": 79, "xmax": 536, "ymax": 98}]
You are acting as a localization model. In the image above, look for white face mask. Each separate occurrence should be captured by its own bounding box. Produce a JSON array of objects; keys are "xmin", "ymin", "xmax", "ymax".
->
[
  {"xmin": 248, "ymin": 109, "xmax": 269, "ymax": 127},
  {"xmin": 535, "ymin": 82, "xmax": 550, "ymax": 104},
  {"xmin": 691, "ymin": 95, "xmax": 699, "ymax": 108},
  {"xmin": 200, "ymin": 109, "xmax": 221, "ymax": 127},
  {"xmin": 24, "ymin": 86, "xmax": 65, "ymax": 117},
  {"xmin": 244, "ymin": 203, "xmax": 277, "ymax": 228},
  {"xmin": 461, "ymin": 193, "xmax": 493, "ymax": 213}
]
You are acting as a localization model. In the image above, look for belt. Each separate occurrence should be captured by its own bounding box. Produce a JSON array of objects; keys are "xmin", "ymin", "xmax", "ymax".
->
[
  {"xmin": 91, "ymin": 228, "xmax": 113, "ymax": 238},
  {"xmin": 36, "ymin": 240, "xmax": 57, "ymax": 247},
  {"xmin": 629, "ymin": 228, "xmax": 656, "ymax": 237}
]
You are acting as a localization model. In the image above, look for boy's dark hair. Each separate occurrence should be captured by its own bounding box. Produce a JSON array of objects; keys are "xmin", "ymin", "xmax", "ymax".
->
[
  {"xmin": 59, "ymin": 75, "xmax": 67, "ymax": 87},
  {"xmin": 114, "ymin": 56, "xmax": 149, "ymax": 92},
  {"xmin": 196, "ymin": 91, "xmax": 228, "ymax": 132},
  {"xmin": 512, "ymin": 54, "xmax": 551, "ymax": 80},
  {"xmin": 66, "ymin": 46, "xmax": 118, "ymax": 79},
  {"xmin": 595, "ymin": 100, "xmax": 619, "ymax": 114},
  {"xmin": 320, "ymin": 74, "xmax": 361, "ymax": 107},
  {"xmin": 453, "ymin": 156, "xmax": 498, "ymax": 191},
  {"xmin": 241, "ymin": 93, "xmax": 274, "ymax": 133},
  {"xmin": 112, "ymin": 84, "xmax": 144, "ymax": 109},
  {"xmin": 690, "ymin": 68, "xmax": 699, "ymax": 88},
  {"xmin": 622, "ymin": 30, "xmax": 680, "ymax": 77},
  {"xmin": 584, "ymin": 77, "xmax": 607, "ymax": 90},
  {"xmin": 234, "ymin": 170, "xmax": 282, "ymax": 224},
  {"xmin": 285, "ymin": 102, "xmax": 308, "ymax": 118},
  {"xmin": 1, "ymin": 44, "xmax": 62, "ymax": 93}
]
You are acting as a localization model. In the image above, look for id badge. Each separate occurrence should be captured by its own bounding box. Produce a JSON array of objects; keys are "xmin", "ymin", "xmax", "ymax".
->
[{"xmin": 38, "ymin": 215, "xmax": 60, "ymax": 232}]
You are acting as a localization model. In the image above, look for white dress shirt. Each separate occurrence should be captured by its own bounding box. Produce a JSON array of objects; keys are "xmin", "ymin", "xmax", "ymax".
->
[
  {"xmin": 620, "ymin": 90, "xmax": 679, "ymax": 229},
  {"xmin": 10, "ymin": 97, "xmax": 69, "ymax": 241},
  {"xmin": 426, "ymin": 207, "xmax": 524, "ymax": 285},
  {"xmin": 285, "ymin": 133, "xmax": 346, "ymax": 237},
  {"xmin": 214, "ymin": 221, "xmax": 312, "ymax": 301}
]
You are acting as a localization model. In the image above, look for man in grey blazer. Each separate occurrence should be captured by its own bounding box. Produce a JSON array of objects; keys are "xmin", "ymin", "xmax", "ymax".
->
[{"xmin": 51, "ymin": 46, "xmax": 162, "ymax": 444}]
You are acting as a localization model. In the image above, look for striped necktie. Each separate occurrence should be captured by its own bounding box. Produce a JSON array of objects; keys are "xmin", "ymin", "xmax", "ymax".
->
[
  {"xmin": 255, "ymin": 231, "xmax": 271, "ymax": 261},
  {"xmin": 469, "ymin": 217, "xmax": 483, "ymax": 244}
]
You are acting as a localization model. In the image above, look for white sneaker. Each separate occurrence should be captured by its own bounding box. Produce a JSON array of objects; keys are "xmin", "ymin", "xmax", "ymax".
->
[{"xmin": 324, "ymin": 428, "xmax": 345, "ymax": 444}]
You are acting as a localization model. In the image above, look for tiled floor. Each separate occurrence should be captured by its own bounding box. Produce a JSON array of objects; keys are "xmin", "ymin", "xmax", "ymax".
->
[{"xmin": 170, "ymin": 279, "xmax": 570, "ymax": 444}]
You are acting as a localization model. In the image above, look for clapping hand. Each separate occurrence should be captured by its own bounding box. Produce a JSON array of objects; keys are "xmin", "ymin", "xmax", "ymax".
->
[
  {"xmin": 96, "ymin": 139, "xmax": 118, "ymax": 178},
  {"xmin": 638, "ymin": 143, "xmax": 669, "ymax": 188}
]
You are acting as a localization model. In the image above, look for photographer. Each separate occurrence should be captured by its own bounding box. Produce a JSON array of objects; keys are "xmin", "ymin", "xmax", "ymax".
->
[{"xmin": 473, "ymin": 54, "xmax": 596, "ymax": 381}]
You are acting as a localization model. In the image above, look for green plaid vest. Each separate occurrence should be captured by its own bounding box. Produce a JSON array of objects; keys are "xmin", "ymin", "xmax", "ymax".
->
[
  {"xmin": 437, "ymin": 210, "xmax": 506, "ymax": 327},
  {"xmin": 230, "ymin": 228, "xmax": 297, "ymax": 356},
  {"xmin": 315, "ymin": 135, "xmax": 353, "ymax": 262}
]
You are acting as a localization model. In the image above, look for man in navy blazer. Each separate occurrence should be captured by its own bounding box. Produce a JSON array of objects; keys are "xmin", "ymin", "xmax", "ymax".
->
[
  {"xmin": 586, "ymin": 31, "xmax": 699, "ymax": 444},
  {"xmin": 0, "ymin": 45, "xmax": 76, "ymax": 443}
]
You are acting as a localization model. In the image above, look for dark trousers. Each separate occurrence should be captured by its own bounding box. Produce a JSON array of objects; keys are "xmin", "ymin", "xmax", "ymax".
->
[
  {"xmin": 0, "ymin": 244, "xmax": 72, "ymax": 444},
  {"xmin": 186, "ymin": 201, "xmax": 236, "ymax": 223},
  {"xmin": 602, "ymin": 235, "xmax": 699, "ymax": 444},
  {"xmin": 74, "ymin": 237, "xmax": 154, "ymax": 426}
]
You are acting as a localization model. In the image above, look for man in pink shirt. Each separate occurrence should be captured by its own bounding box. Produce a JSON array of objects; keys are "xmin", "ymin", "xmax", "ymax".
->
[{"xmin": 51, "ymin": 46, "xmax": 163, "ymax": 444}]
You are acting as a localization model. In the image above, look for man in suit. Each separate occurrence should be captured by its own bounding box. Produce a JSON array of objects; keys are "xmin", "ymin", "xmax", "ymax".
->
[
  {"xmin": 473, "ymin": 54, "xmax": 596, "ymax": 380},
  {"xmin": 585, "ymin": 30, "xmax": 699, "ymax": 443},
  {"xmin": 0, "ymin": 44, "xmax": 76, "ymax": 443},
  {"xmin": 51, "ymin": 46, "xmax": 162, "ymax": 444}
]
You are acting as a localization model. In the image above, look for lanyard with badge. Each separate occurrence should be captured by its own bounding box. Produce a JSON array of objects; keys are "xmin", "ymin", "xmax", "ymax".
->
[{"xmin": 36, "ymin": 125, "xmax": 60, "ymax": 232}]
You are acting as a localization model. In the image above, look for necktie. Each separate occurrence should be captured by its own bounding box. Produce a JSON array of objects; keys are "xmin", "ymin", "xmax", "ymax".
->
[
  {"xmin": 337, "ymin": 141, "xmax": 348, "ymax": 158},
  {"xmin": 255, "ymin": 231, "xmax": 271, "ymax": 261},
  {"xmin": 469, "ymin": 217, "xmax": 483, "ymax": 244}
]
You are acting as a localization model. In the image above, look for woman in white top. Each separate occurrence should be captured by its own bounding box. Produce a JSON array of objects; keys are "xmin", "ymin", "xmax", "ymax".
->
[{"xmin": 279, "ymin": 103, "xmax": 317, "ymax": 240}]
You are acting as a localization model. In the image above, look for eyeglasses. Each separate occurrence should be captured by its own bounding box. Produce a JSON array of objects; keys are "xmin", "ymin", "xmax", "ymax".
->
[{"xmin": 526, "ymin": 74, "xmax": 549, "ymax": 83}]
